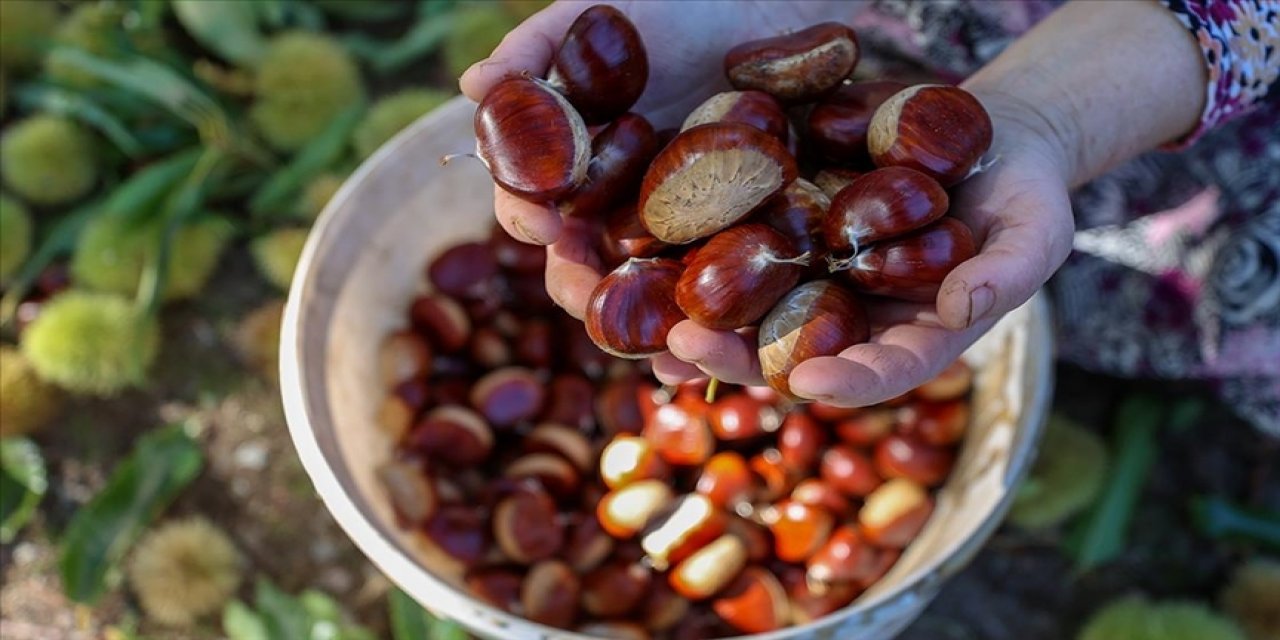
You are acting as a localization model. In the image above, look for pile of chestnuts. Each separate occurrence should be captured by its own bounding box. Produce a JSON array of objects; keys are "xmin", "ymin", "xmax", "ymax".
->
[
  {"xmin": 376, "ymin": 219, "xmax": 974, "ymax": 637},
  {"xmin": 468, "ymin": 6, "xmax": 993, "ymax": 399}
]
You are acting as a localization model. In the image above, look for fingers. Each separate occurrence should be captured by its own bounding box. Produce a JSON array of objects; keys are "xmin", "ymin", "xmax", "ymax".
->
[
  {"xmin": 651, "ymin": 353, "xmax": 705, "ymax": 385},
  {"xmin": 938, "ymin": 192, "xmax": 1073, "ymax": 331},
  {"xmin": 787, "ymin": 314, "xmax": 996, "ymax": 406},
  {"xmin": 545, "ymin": 216, "xmax": 603, "ymax": 320},
  {"xmin": 459, "ymin": 3, "xmax": 582, "ymax": 101},
  {"xmin": 666, "ymin": 321, "xmax": 766, "ymax": 385},
  {"xmin": 495, "ymin": 186, "xmax": 563, "ymax": 245}
]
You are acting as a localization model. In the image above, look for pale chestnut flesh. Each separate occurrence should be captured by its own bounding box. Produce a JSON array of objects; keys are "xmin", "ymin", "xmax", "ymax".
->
[{"xmin": 724, "ymin": 22, "xmax": 860, "ymax": 102}]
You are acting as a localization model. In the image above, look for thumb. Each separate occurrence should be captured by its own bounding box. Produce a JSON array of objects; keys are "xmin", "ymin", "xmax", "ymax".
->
[{"xmin": 458, "ymin": 2, "xmax": 585, "ymax": 101}]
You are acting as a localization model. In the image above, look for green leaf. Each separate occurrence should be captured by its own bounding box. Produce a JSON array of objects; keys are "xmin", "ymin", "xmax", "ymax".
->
[
  {"xmin": 314, "ymin": 0, "xmax": 414, "ymax": 22},
  {"xmin": 256, "ymin": 0, "xmax": 327, "ymax": 31},
  {"xmin": 58, "ymin": 424, "xmax": 204, "ymax": 604},
  {"xmin": 0, "ymin": 439, "xmax": 48, "ymax": 543},
  {"xmin": 103, "ymin": 148, "xmax": 206, "ymax": 224},
  {"xmin": 1192, "ymin": 496, "xmax": 1280, "ymax": 551},
  {"xmin": 13, "ymin": 84, "xmax": 145, "ymax": 157},
  {"xmin": 254, "ymin": 579, "xmax": 315, "ymax": 640},
  {"xmin": 0, "ymin": 203, "xmax": 102, "ymax": 326},
  {"xmin": 342, "ymin": 13, "xmax": 455, "ymax": 75},
  {"xmin": 172, "ymin": 0, "xmax": 268, "ymax": 66},
  {"xmin": 224, "ymin": 600, "xmax": 271, "ymax": 640},
  {"xmin": 1067, "ymin": 395, "xmax": 1165, "ymax": 571},
  {"xmin": 389, "ymin": 587, "xmax": 467, "ymax": 640},
  {"xmin": 250, "ymin": 103, "xmax": 364, "ymax": 217}
]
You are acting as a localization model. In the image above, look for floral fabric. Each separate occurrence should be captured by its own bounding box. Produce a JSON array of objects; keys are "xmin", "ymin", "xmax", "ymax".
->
[{"xmin": 850, "ymin": 0, "xmax": 1280, "ymax": 434}]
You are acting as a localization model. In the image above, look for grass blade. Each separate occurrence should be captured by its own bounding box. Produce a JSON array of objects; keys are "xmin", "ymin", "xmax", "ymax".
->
[
  {"xmin": 172, "ymin": 0, "xmax": 268, "ymax": 66},
  {"xmin": 1192, "ymin": 496, "xmax": 1280, "ymax": 551},
  {"xmin": 250, "ymin": 103, "xmax": 364, "ymax": 217},
  {"xmin": 0, "ymin": 439, "xmax": 48, "ymax": 543},
  {"xmin": 14, "ymin": 84, "xmax": 145, "ymax": 157}
]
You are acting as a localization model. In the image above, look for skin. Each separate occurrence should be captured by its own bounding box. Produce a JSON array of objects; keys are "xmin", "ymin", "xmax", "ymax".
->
[{"xmin": 461, "ymin": 0, "xmax": 1206, "ymax": 405}]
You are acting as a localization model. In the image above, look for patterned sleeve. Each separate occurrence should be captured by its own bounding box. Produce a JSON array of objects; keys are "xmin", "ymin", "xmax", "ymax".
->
[{"xmin": 1158, "ymin": 0, "xmax": 1280, "ymax": 148}]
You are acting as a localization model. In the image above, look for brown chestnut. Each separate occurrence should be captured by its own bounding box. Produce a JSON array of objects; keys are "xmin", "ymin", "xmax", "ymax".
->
[
  {"xmin": 641, "ymin": 493, "xmax": 727, "ymax": 570},
  {"xmin": 423, "ymin": 506, "xmax": 488, "ymax": 567},
  {"xmin": 406, "ymin": 405, "xmax": 495, "ymax": 466},
  {"xmin": 898, "ymin": 399, "xmax": 969, "ymax": 446},
  {"xmin": 914, "ymin": 359, "xmax": 973, "ymax": 401},
  {"xmin": 807, "ymin": 80, "xmax": 909, "ymax": 164},
  {"xmin": 503, "ymin": 453, "xmax": 581, "ymax": 498},
  {"xmin": 468, "ymin": 326, "xmax": 512, "ymax": 369},
  {"xmin": 470, "ymin": 367, "xmax": 545, "ymax": 427},
  {"xmin": 558, "ymin": 113, "xmax": 660, "ymax": 219},
  {"xmin": 681, "ymin": 90, "xmax": 789, "ymax": 144},
  {"xmin": 522, "ymin": 560, "xmax": 580, "ymax": 628},
  {"xmin": 806, "ymin": 525, "xmax": 878, "ymax": 588},
  {"xmin": 639, "ymin": 123, "xmax": 797, "ymax": 245},
  {"xmin": 525, "ymin": 423, "xmax": 594, "ymax": 473},
  {"xmin": 758, "ymin": 280, "xmax": 870, "ymax": 399},
  {"xmin": 711, "ymin": 567, "xmax": 790, "ymax": 633},
  {"xmin": 493, "ymin": 489, "xmax": 564, "ymax": 564},
  {"xmin": 835, "ymin": 409, "xmax": 896, "ymax": 447},
  {"xmin": 755, "ymin": 178, "xmax": 830, "ymax": 267},
  {"xmin": 777, "ymin": 412, "xmax": 826, "ymax": 472},
  {"xmin": 873, "ymin": 434, "xmax": 955, "ymax": 487},
  {"xmin": 488, "ymin": 222, "xmax": 547, "ymax": 274},
  {"xmin": 790, "ymin": 479, "xmax": 854, "ymax": 520},
  {"xmin": 597, "ymin": 479, "xmax": 674, "ymax": 539},
  {"xmin": 581, "ymin": 560, "xmax": 652, "ymax": 617},
  {"xmin": 380, "ymin": 330, "xmax": 433, "ymax": 385},
  {"xmin": 513, "ymin": 319, "xmax": 553, "ymax": 369},
  {"xmin": 669, "ymin": 534, "xmax": 748, "ymax": 600},
  {"xmin": 823, "ymin": 167, "xmax": 949, "ymax": 254},
  {"xmin": 723, "ymin": 23, "xmax": 859, "ymax": 102},
  {"xmin": 585, "ymin": 257, "xmax": 685, "ymax": 358},
  {"xmin": 785, "ymin": 569, "xmax": 860, "ymax": 624},
  {"xmin": 427, "ymin": 241, "xmax": 499, "ymax": 299},
  {"xmin": 377, "ymin": 460, "xmax": 437, "ymax": 526},
  {"xmin": 465, "ymin": 566, "xmax": 523, "ymax": 613},
  {"xmin": 724, "ymin": 515, "xmax": 772, "ymax": 563},
  {"xmin": 836, "ymin": 217, "xmax": 977, "ymax": 302},
  {"xmin": 597, "ymin": 375, "xmax": 646, "ymax": 436},
  {"xmin": 813, "ymin": 167, "xmax": 863, "ymax": 199},
  {"xmin": 541, "ymin": 373, "xmax": 596, "ymax": 432},
  {"xmin": 858, "ymin": 477, "xmax": 934, "ymax": 548},
  {"xmin": 546, "ymin": 5, "xmax": 648, "ymax": 125},
  {"xmin": 761, "ymin": 500, "xmax": 835, "ymax": 563},
  {"xmin": 472, "ymin": 76, "xmax": 589, "ymax": 202},
  {"xmin": 643, "ymin": 399, "xmax": 715, "ymax": 467},
  {"xmin": 409, "ymin": 294, "xmax": 472, "ymax": 353},
  {"xmin": 601, "ymin": 203, "xmax": 672, "ymax": 265},
  {"xmin": 600, "ymin": 435, "xmax": 670, "ymax": 489},
  {"xmin": 642, "ymin": 582, "xmax": 692, "ymax": 633},
  {"xmin": 750, "ymin": 448, "xmax": 797, "ymax": 503},
  {"xmin": 695, "ymin": 451, "xmax": 756, "ymax": 511},
  {"xmin": 867, "ymin": 84, "xmax": 993, "ymax": 186},
  {"xmin": 564, "ymin": 512, "xmax": 615, "ymax": 574},
  {"xmin": 676, "ymin": 224, "xmax": 808, "ymax": 330},
  {"xmin": 706, "ymin": 394, "xmax": 783, "ymax": 442},
  {"xmin": 820, "ymin": 445, "xmax": 883, "ymax": 497}
]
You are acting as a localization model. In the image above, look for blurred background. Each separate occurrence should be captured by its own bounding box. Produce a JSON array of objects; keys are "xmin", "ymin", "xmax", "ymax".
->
[{"xmin": 0, "ymin": 1, "xmax": 1275, "ymax": 639}]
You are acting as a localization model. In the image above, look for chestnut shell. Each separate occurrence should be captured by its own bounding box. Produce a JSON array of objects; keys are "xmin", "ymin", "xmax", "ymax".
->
[
  {"xmin": 675, "ymin": 224, "xmax": 806, "ymax": 330},
  {"xmin": 474, "ymin": 76, "xmax": 589, "ymax": 202},
  {"xmin": 757, "ymin": 280, "xmax": 871, "ymax": 399},
  {"xmin": 585, "ymin": 257, "xmax": 686, "ymax": 358},
  {"xmin": 807, "ymin": 80, "xmax": 908, "ymax": 165},
  {"xmin": 823, "ymin": 166, "xmax": 949, "ymax": 252},
  {"xmin": 839, "ymin": 217, "xmax": 977, "ymax": 302},
  {"xmin": 546, "ymin": 5, "xmax": 649, "ymax": 125},
  {"xmin": 723, "ymin": 22, "xmax": 859, "ymax": 102},
  {"xmin": 867, "ymin": 84, "xmax": 994, "ymax": 186}
]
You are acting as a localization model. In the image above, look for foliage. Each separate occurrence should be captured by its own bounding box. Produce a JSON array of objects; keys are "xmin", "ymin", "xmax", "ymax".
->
[
  {"xmin": 444, "ymin": 6, "xmax": 519, "ymax": 79},
  {"xmin": 0, "ymin": 115, "xmax": 98, "ymax": 205},
  {"xmin": 0, "ymin": 0, "xmax": 59, "ymax": 71},
  {"xmin": 0, "ymin": 438, "xmax": 48, "ymax": 543},
  {"xmin": 1078, "ymin": 596, "xmax": 1246, "ymax": 640},
  {"xmin": 72, "ymin": 212, "xmax": 233, "ymax": 301},
  {"xmin": 1220, "ymin": 558, "xmax": 1280, "ymax": 640},
  {"xmin": 224, "ymin": 579, "xmax": 376, "ymax": 640},
  {"xmin": 388, "ymin": 587, "xmax": 469, "ymax": 640},
  {"xmin": 1010, "ymin": 415, "xmax": 1109, "ymax": 530},
  {"xmin": 252, "ymin": 228, "xmax": 310, "ymax": 291}
]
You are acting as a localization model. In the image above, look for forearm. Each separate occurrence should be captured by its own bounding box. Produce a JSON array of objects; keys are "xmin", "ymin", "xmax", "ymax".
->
[{"xmin": 963, "ymin": 0, "xmax": 1206, "ymax": 187}]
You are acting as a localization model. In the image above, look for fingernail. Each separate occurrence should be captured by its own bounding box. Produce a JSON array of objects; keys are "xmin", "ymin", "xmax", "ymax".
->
[{"xmin": 967, "ymin": 286, "xmax": 995, "ymax": 327}]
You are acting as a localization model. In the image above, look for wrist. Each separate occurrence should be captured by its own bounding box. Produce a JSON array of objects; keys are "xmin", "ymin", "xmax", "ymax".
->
[{"xmin": 962, "ymin": 82, "xmax": 1079, "ymax": 186}]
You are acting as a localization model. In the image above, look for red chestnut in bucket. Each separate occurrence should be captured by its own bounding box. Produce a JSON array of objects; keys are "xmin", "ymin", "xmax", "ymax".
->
[
  {"xmin": 639, "ymin": 123, "xmax": 798, "ymax": 245},
  {"xmin": 808, "ymin": 80, "xmax": 908, "ymax": 164},
  {"xmin": 835, "ymin": 217, "xmax": 978, "ymax": 302},
  {"xmin": 867, "ymin": 84, "xmax": 994, "ymax": 186},
  {"xmin": 585, "ymin": 257, "xmax": 686, "ymax": 358},
  {"xmin": 546, "ymin": 5, "xmax": 649, "ymax": 125},
  {"xmin": 724, "ymin": 23, "xmax": 860, "ymax": 103},
  {"xmin": 758, "ymin": 281, "xmax": 871, "ymax": 399},
  {"xmin": 676, "ymin": 224, "xmax": 809, "ymax": 330},
  {"xmin": 558, "ymin": 113, "xmax": 660, "ymax": 219},
  {"xmin": 472, "ymin": 76, "xmax": 589, "ymax": 202},
  {"xmin": 823, "ymin": 167, "xmax": 949, "ymax": 253},
  {"xmin": 681, "ymin": 91, "xmax": 789, "ymax": 144}
]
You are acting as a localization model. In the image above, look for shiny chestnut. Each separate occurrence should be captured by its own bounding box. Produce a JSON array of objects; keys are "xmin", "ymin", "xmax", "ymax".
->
[
  {"xmin": 676, "ymin": 224, "xmax": 809, "ymax": 330},
  {"xmin": 755, "ymin": 178, "xmax": 830, "ymax": 266},
  {"xmin": 706, "ymin": 394, "xmax": 783, "ymax": 442},
  {"xmin": 820, "ymin": 445, "xmax": 883, "ymax": 497},
  {"xmin": 640, "ymin": 493, "xmax": 727, "ymax": 570},
  {"xmin": 858, "ymin": 477, "xmax": 934, "ymax": 548},
  {"xmin": 711, "ymin": 567, "xmax": 790, "ymax": 633},
  {"xmin": 823, "ymin": 167, "xmax": 949, "ymax": 254},
  {"xmin": 724, "ymin": 23, "xmax": 859, "ymax": 102},
  {"xmin": 472, "ymin": 76, "xmax": 589, "ymax": 202},
  {"xmin": 585, "ymin": 257, "xmax": 685, "ymax": 358},
  {"xmin": 837, "ymin": 217, "xmax": 977, "ymax": 302},
  {"xmin": 681, "ymin": 90, "xmax": 789, "ymax": 144},
  {"xmin": 762, "ymin": 500, "xmax": 835, "ymax": 563},
  {"xmin": 546, "ymin": 5, "xmax": 649, "ymax": 124},
  {"xmin": 873, "ymin": 433, "xmax": 956, "ymax": 486},
  {"xmin": 867, "ymin": 84, "xmax": 993, "ymax": 186},
  {"xmin": 808, "ymin": 80, "xmax": 909, "ymax": 164},
  {"xmin": 695, "ymin": 451, "xmax": 755, "ymax": 511},
  {"xmin": 758, "ymin": 280, "xmax": 870, "ymax": 399},
  {"xmin": 558, "ymin": 113, "xmax": 659, "ymax": 219}
]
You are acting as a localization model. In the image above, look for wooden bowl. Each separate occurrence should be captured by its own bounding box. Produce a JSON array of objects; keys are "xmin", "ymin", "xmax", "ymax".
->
[{"xmin": 281, "ymin": 97, "xmax": 1054, "ymax": 639}]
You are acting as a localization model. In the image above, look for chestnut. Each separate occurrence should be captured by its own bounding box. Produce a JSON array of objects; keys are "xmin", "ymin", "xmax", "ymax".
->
[
  {"xmin": 639, "ymin": 123, "xmax": 797, "ymax": 244},
  {"xmin": 428, "ymin": 376, "xmax": 473, "ymax": 408},
  {"xmin": 558, "ymin": 113, "xmax": 660, "ymax": 219},
  {"xmin": 723, "ymin": 23, "xmax": 859, "ymax": 102},
  {"xmin": 834, "ymin": 409, "xmax": 896, "ymax": 446},
  {"xmin": 472, "ymin": 76, "xmax": 589, "ymax": 202},
  {"xmin": 541, "ymin": 373, "xmax": 596, "ymax": 432},
  {"xmin": 785, "ymin": 571, "xmax": 860, "ymax": 624},
  {"xmin": 750, "ymin": 448, "xmax": 797, "ymax": 503},
  {"xmin": 470, "ymin": 367, "xmax": 545, "ymax": 427},
  {"xmin": 467, "ymin": 326, "xmax": 512, "ymax": 369},
  {"xmin": 820, "ymin": 445, "xmax": 883, "ymax": 497},
  {"xmin": 669, "ymin": 534, "xmax": 748, "ymax": 600},
  {"xmin": 867, "ymin": 84, "xmax": 993, "ymax": 186},
  {"xmin": 493, "ymin": 488, "xmax": 564, "ymax": 564},
  {"xmin": 597, "ymin": 375, "xmax": 646, "ymax": 436},
  {"xmin": 377, "ymin": 393, "xmax": 416, "ymax": 442},
  {"xmin": 873, "ymin": 434, "xmax": 955, "ymax": 487},
  {"xmin": 585, "ymin": 257, "xmax": 685, "ymax": 358},
  {"xmin": 807, "ymin": 80, "xmax": 909, "ymax": 165},
  {"xmin": 564, "ymin": 512, "xmax": 615, "ymax": 574},
  {"xmin": 503, "ymin": 453, "xmax": 581, "ymax": 498},
  {"xmin": 488, "ymin": 222, "xmax": 547, "ymax": 274},
  {"xmin": 597, "ymin": 479, "xmax": 675, "ymax": 539},
  {"xmin": 642, "ymin": 582, "xmax": 692, "ymax": 633},
  {"xmin": 858, "ymin": 477, "xmax": 934, "ymax": 548},
  {"xmin": 409, "ymin": 294, "xmax": 471, "ymax": 353},
  {"xmin": 777, "ymin": 412, "xmax": 826, "ymax": 472},
  {"xmin": 406, "ymin": 405, "xmax": 494, "ymax": 466},
  {"xmin": 465, "ymin": 566, "xmax": 524, "ymax": 613},
  {"xmin": 706, "ymin": 394, "xmax": 783, "ymax": 442},
  {"xmin": 755, "ymin": 178, "xmax": 830, "ymax": 267},
  {"xmin": 423, "ymin": 506, "xmax": 488, "ymax": 567},
  {"xmin": 676, "ymin": 224, "xmax": 808, "ymax": 330},
  {"xmin": 514, "ymin": 319, "xmax": 553, "ymax": 369},
  {"xmin": 562, "ymin": 318, "xmax": 613, "ymax": 379},
  {"xmin": 812, "ymin": 167, "xmax": 863, "ymax": 199},
  {"xmin": 379, "ymin": 330, "xmax": 433, "ymax": 385},
  {"xmin": 914, "ymin": 359, "xmax": 973, "ymax": 401},
  {"xmin": 757, "ymin": 280, "xmax": 870, "ymax": 399},
  {"xmin": 806, "ymin": 525, "xmax": 878, "ymax": 587},
  {"xmin": 377, "ymin": 460, "xmax": 437, "ymax": 526},
  {"xmin": 601, "ymin": 204, "xmax": 672, "ymax": 265},
  {"xmin": 858, "ymin": 547, "xmax": 901, "ymax": 588},
  {"xmin": 790, "ymin": 479, "xmax": 854, "ymax": 520},
  {"xmin": 641, "ymin": 494, "xmax": 727, "ymax": 570},
  {"xmin": 823, "ymin": 167, "xmax": 949, "ymax": 254},
  {"xmin": 525, "ymin": 423, "xmax": 594, "ymax": 473},
  {"xmin": 546, "ymin": 4, "xmax": 649, "ymax": 125},
  {"xmin": 898, "ymin": 399, "xmax": 969, "ymax": 446},
  {"xmin": 581, "ymin": 560, "xmax": 652, "ymax": 617},
  {"xmin": 724, "ymin": 515, "xmax": 772, "ymax": 563},
  {"xmin": 600, "ymin": 435, "xmax": 670, "ymax": 489},
  {"xmin": 761, "ymin": 500, "xmax": 835, "ymax": 563},
  {"xmin": 521, "ymin": 560, "xmax": 580, "ymax": 628},
  {"xmin": 695, "ymin": 451, "xmax": 756, "ymax": 511},
  {"xmin": 711, "ymin": 567, "xmax": 790, "ymax": 633},
  {"xmin": 427, "ymin": 241, "xmax": 499, "ymax": 300},
  {"xmin": 808, "ymin": 401, "xmax": 862, "ymax": 422},
  {"xmin": 643, "ymin": 399, "xmax": 715, "ymax": 467},
  {"xmin": 836, "ymin": 217, "xmax": 977, "ymax": 302},
  {"xmin": 681, "ymin": 90, "xmax": 789, "ymax": 144}
]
